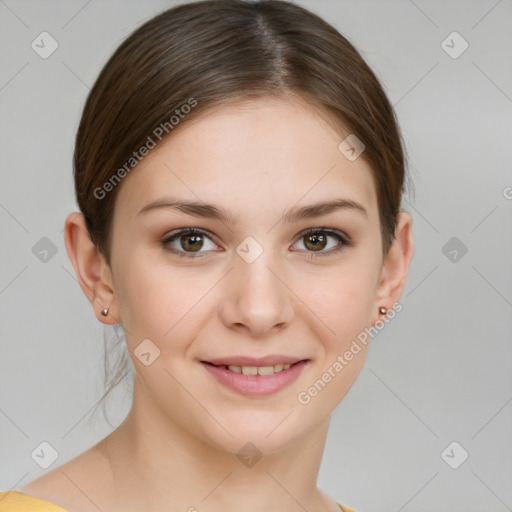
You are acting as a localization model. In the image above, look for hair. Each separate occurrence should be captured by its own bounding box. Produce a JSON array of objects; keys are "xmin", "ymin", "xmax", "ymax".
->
[{"xmin": 74, "ymin": 0, "xmax": 413, "ymax": 424}]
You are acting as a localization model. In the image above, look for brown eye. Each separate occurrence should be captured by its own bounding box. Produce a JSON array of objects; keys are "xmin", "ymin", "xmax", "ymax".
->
[
  {"xmin": 179, "ymin": 233, "xmax": 204, "ymax": 252},
  {"xmin": 161, "ymin": 228, "xmax": 217, "ymax": 258},
  {"xmin": 293, "ymin": 228, "xmax": 352, "ymax": 258},
  {"xmin": 303, "ymin": 233, "xmax": 327, "ymax": 251}
]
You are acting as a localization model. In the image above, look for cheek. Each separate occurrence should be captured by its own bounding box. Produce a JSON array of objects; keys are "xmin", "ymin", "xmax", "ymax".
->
[
  {"xmin": 114, "ymin": 250, "xmax": 215, "ymax": 351},
  {"xmin": 296, "ymin": 259, "xmax": 379, "ymax": 344},
  {"xmin": 112, "ymin": 247, "xmax": 179, "ymax": 341},
  {"xmin": 294, "ymin": 273, "xmax": 373, "ymax": 413}
]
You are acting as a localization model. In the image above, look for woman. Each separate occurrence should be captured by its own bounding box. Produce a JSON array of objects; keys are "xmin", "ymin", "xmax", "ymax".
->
[{"xmin": 0, "ymin": 0, "xmax": 413, "ymax": 510}]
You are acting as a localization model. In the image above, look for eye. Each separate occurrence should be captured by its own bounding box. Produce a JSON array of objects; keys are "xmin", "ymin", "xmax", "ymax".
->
[
  {"xmin": 161, "ymin": 228, "xmax": 218, "ymax": 259},
  {"xmin": 161, "ymin": 226, "xmax": 352, "ymax": 260},
  {"xmin": 292, "ymin": 227, "xmax": 352, "ymax": 258}
]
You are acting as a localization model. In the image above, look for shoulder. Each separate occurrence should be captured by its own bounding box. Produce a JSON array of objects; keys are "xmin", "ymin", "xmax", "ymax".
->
[
  {"xmin": 0, "ymin": 490, "xmax": 68, "ymax": 511},
  {"xmin": 3, "ymin": 469, "xmax": 83, "ymax": 512},
  {"xmin": 7, "ymin": 442, "xmax": 113, "ymax": 512}
]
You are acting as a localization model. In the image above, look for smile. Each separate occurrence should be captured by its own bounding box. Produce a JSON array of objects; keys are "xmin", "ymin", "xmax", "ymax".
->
[
  {"xmin": 200, "ymin": 360, "xmax": 309, "ymax": 396},
  {"xmin": 208, "ymin": 362, "xmax": 294, "ymax": 375}
]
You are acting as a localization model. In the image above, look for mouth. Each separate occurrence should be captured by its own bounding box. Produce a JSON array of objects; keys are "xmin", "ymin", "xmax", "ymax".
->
[
  {"xmin": 199, "ymin": 358, "xmax": 310, "ymax": 396},
  {"xmin": 201, "ymin": 360, "xmax": 307, "ymax": 376}
]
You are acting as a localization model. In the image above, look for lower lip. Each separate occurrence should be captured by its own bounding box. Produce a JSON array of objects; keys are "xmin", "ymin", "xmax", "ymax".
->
[{"xmin": 201, "ymin": 361, "xmax": 309, "ymax": 397}]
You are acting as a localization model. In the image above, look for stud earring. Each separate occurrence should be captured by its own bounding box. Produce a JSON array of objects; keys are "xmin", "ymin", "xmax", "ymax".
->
[
  {"xmin": 378, "ymin": 307, "xmax": 387, "ymax": 315},
  {"xmin": 101, "ymin": 308, "xmax": 109, "ymax": 317}
]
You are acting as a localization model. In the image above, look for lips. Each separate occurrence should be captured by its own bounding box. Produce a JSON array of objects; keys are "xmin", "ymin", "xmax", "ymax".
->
[
  {"xmin": 200, "ymin": 356, "xmax": 310, "ymax": 396},
  {"xmin": 201, "ymin": 356, "xmax": 307, "ymax": 376}
]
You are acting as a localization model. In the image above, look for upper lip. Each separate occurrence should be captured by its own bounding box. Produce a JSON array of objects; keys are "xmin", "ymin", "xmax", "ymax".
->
[{"xmin": 202, "ymin": 355, "xmax": 307, "ymax": 367}]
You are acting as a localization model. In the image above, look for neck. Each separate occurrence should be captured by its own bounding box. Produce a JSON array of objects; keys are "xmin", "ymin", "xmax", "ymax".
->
[{"xmin": 97, "ymin": 377, "xmax": 337, "ymax": 512}]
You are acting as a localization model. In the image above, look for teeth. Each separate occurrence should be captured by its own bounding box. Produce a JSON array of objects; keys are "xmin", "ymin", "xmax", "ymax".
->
[
  {"xmin": 257, "ymin": 365, "xmax": 275, "ymax": 376},
  {"xmin": 242, "ymin": 366, "xmax": 258, "ymax": 375},
  {"xmin": 226, "ymin": 363, "xmax": 294, "ymax": 375}
]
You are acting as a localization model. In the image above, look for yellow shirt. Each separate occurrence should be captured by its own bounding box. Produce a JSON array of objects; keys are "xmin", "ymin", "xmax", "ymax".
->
[{"xmin": 0, "ymin": 490, "xmax": 357, "ymax": 511}]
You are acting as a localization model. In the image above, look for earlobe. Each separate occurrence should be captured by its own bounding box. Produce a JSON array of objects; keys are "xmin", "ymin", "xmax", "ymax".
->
[
  {"xmin": 373, "ymin": 210, "xmax": 414, "ymax": 323},
  {"xmin": 63, "ymin": 212, "xmax": 119, "ymax": 324}
]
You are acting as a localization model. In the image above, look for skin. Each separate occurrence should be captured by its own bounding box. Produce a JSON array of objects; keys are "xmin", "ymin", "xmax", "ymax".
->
[{"xmin": 21, "ymin": 95, "xmax": 413, "ymax": 512}]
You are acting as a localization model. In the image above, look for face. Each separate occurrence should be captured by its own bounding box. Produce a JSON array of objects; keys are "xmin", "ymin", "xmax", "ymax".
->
[{"xmin": 107, "ymin": 96, "xmax": 387, "ymax": 454}]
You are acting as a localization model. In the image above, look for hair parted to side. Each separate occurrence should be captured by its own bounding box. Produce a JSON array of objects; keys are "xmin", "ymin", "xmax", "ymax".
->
[{"xmin": 74, "ymin": 0, "xmax": 412, "ymax": 423}]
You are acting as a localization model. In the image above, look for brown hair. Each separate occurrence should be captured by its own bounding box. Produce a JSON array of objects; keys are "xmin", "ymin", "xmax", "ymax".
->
[{"xmin": 74, "ymin": 0, "xmax": 411, "ymax": 423}]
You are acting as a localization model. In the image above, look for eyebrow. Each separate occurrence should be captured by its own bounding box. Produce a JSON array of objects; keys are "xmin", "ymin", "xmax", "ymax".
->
[{"xmin": 136, "ymin": 197, "xmax": 368, "ymax": 224}]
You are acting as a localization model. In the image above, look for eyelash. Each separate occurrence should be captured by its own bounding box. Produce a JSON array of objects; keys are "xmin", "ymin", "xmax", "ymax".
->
[{"xmin": 161, "ymin": 227, "xmax": 353, "ymax": 260}]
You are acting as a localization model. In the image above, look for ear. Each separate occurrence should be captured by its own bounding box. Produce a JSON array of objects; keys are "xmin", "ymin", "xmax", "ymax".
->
[
  {"xmin": 372, "ymin": 210, "xmax": 414, "ymax": 324},
  {"xmin": 63, "ymin": 212, "xmax": 120, "ymax": 324}
]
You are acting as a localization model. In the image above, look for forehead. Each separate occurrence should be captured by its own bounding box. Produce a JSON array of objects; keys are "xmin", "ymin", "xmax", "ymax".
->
[{"xmin": 115, "ymin": 96, "xmax": 378, "ymax": 223}]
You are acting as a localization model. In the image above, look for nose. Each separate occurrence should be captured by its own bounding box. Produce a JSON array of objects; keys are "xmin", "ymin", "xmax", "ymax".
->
[{"xmin": 217, "ymin": 249, "xmax": 295, "ymax": 338}]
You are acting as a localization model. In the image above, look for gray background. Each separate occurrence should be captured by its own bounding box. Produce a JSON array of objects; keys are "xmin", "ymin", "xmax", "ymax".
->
[{"xmin": 1, "ymin": 1, "xmax": 511, "ymax": 511}]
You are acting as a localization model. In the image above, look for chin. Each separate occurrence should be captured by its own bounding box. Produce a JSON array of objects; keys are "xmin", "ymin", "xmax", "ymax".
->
[{"xmin": 198, "ymin": 408, "xmax": 322, "ymax": 457}]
